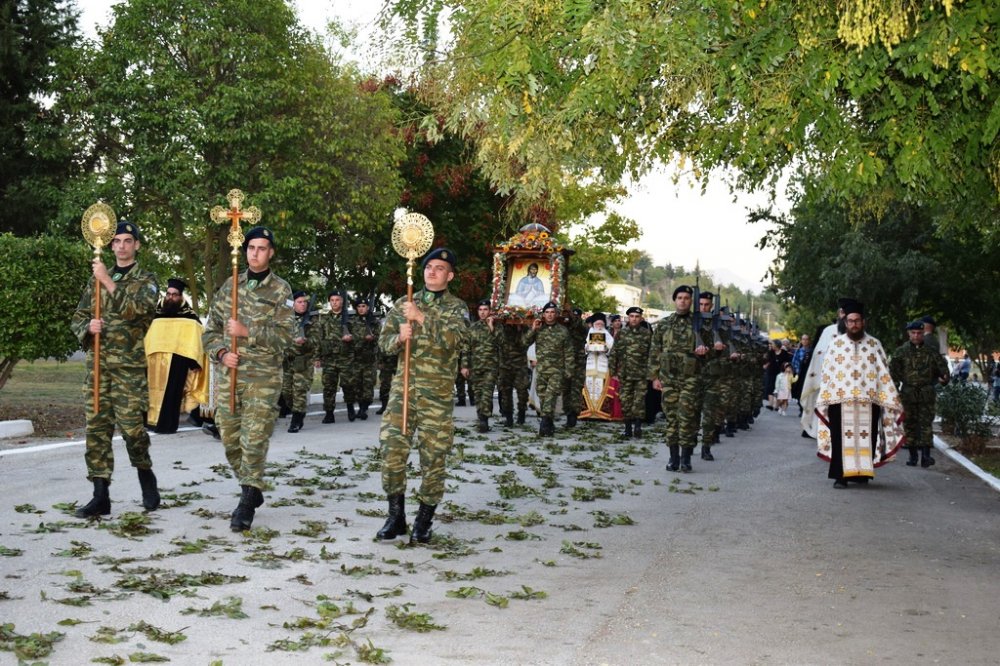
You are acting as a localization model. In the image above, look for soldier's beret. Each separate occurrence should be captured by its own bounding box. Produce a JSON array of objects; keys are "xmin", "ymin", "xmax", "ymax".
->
[
  {"xmin": 837, "ymin": 297, "xmax": 861, "ymax": 312},
  {"xmin": 477, "ymin": 299, "xmax": 491, "ymax": 307},
  {"xmin": 699, "ymin": 291, "xmax": 714, "ymax": 300},
  {"xmin": 572, "ymin": 307, "xmax": 583, "ymax": 317},
  {"xmin": 609, "ymin": 314, "xmax": 622, "ymax": 321},
  {"xmin": 242, "ymin": 226, "xmax": 275, "ymax": 251},
  {"xmin": 842, "ymin": 300, "xmax": 865, "ymax": 316},
  {"xmin": 354, "ymin": 298, "xmax": 369, "ymax": 307},
  {"xmin": 586, "ymin": 312, "xmax": 606, "ymax": 325},
  {"xmin": 542, "ymin": 301, "xmax": 558, "ymax": 312},
  {"xmin": 292, "ymin": 290, "xmax": 307, "ymax": 300},
  {"xmin": 115, "ymin": 220, "xmax": 141, "ymax": 241},
  {"xmin": 167, "ymin": 278, "xmax": 186, "ymax": 293},
  {"xmin": 672, "ymin": 285, "xmax": 693, "ymax": 300},
  {"xmin": 626, "ymin": 306, "xmax": 643, "ymax": 316},
  {"xmin": 906, "ymin": 320, "xmax": 923, "ymax": 330},
  {"xmin": 422, "ymin": 247, "xmax": 457, "ymax": 270},
  {"xmin": 327, "ymin": 289, "xmax": 344, "ymax": 299},
  {"xmin": 921, "ymin": 315, "xmax": 936, "ymax": 326}
]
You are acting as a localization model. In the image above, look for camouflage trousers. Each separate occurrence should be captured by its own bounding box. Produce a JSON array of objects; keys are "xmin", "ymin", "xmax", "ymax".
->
[
  {"xmin": 618, "ymin": 377, "xmax": 646, "ymax": 420},
  {"xmin": 342, "ymin": 359, "xmax": 376, "ymax": 405},
  {"xmin": 455, "ymin": 369, "xmax": 473, "ymax": 401},
  {"xmin": 321, "ymin": 361, "xmax": 345, "ymax": 410},
  {"xmin": 282, "ymin": 362, "xmax": 314, "ymax": 413},
  {"xmin": 497, "ymin": 363, "xmax": 530, "ymax": 416},
  {"xmin": 378, "ymin": 355, "xmax": 398, "ymax": 402},
  {"xmin": 536, "ymin": 367, "xmax": 566, "ymax": 418},
  {"xmin": 216, "ymin": 372, "xmax": 280, "ymax": 489},
  {"xmin": 901, "ymin": 397, "xmax": 936, "ymax": 448},
  {"xmin": 700, "ymin": 375, "xmax": 726, "ymax": 441},
  {"xmin": 470, "ymin": 371, "xmax": 496, "ymax": 419},
  {"xmin": 562, "ymin": 356, "xmax": 586, "ymax": 415},
  {"xmin": 660, "ymin": 374, "xmax": 704, "ymax": 447},
  {"xmin": 379, "ymin": 392, "xmax": 455, "ymax": 506},
  {"xmin": 82, "ymin": 362, "xmax": 152, "ymax": 481}
]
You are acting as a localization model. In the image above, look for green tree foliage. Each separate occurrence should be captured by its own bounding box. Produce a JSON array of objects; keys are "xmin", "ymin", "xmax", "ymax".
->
[
  {"xmin": 0, "ymin": 0, "xmax": 81, "ymax": 236},
  {"xmin": 0, "ymin": 234, "xmax": 89, "ymax": 391},
  {"xmin": 51, "ymin": 0, "xmax": 404, "ymax": 309},
  {"xmin": 385, "ymin": 1, "xmax": 1000, "ymax": 224}
]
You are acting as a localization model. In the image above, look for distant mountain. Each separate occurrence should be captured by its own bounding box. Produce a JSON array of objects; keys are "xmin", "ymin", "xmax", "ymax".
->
[{"xmin": 707, "ymin": 267, "xmax": 765, "ymax": 295}]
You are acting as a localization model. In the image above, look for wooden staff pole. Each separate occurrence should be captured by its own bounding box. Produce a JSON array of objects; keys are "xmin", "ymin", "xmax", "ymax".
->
[
  {"xmin": 81, "ymin": 202, "xmax": 115, "ymax": 416},
  {"xmin": 228, "ymin": 240, "xmax": 239, "ymax": 411},
  {"xmin": 402, "ymin": 257, "xmax": 416, "ymax": 435},
  {"xmin": 92, "ymin": 249, "xmax": 102, "ymax": 414}
]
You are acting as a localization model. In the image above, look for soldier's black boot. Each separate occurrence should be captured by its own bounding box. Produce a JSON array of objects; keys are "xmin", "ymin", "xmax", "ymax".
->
[
  {"xmin": 906, "ymin": 448, "xmax": 919, "ymax": 466},
  {"xmin": 621, "ymin": 420, "xmax": 633, "ymax": 439},
  {"xmin": 75, "ymin": 478, "xmax": 111, "ymax": 518},
  {"xmin": 712, "ymin": 427, "xmax": 722, "ymax": 444},
  {"xmin": 503, "ymin": 412, "xmax": 514, "ymax": 427},
  {"xmin": 358, "ymin": 401, "xmax": 370, "ymax": 420},
  {"xmin": 288, "ymin": 412, "xmax": 305, "ymax": 433},
  {"xmin": 725, "ymin": 421, "xmax": 736, "ymax": 437},
  {"xmin": 376, "ymin": 494, "xmax": 408, "ymax": 540},
  {"xmin": 477, "ymin": 416, "xmax": 490, "ymax": 433},
  {"xmin": 738, "ymin": 415, "xmax": 750, "ymax": 430},
  {"xmin": 921, "ymin": 447, "xmax": 935, "ymax": 468},
  {"xmin": 516, "ymin": 408, "xmax": 526, "ymax": 425},
  {"xmin": 410, "ymin": 503, "xmax": 437, "ymax": 544},
  {"xmin": 346, "ymin": 403, "xmax": 357, "ymax": 422},
  {"xmin": 633, "ymin": 419, "xmax": 643, "ymax": 439},
  {"xmin": 278, "ymin": 396, "xmax": 290, "ymax": 418},
  {"xmin": 230, "ymin": 485, "xmax": 264, "ymax": 532},
  {"xmin": 701, "ymin": 445, "xmax": 714, "ymax": 461},
  {"xmin": 137, "ymin": 468, "xmax": 160, "ymax": 511},
  {"xmin": 376, "ymin": 397, "xmax": 388, "ymax": 415},
  {"xmin": 322, "ymin": 409, "xmax": 336, "ymax": 424},
  {"xmin": 455, "ymin": 396, "xmax": 466, "ymax": 406},
  {"xmin": 666, "ymin": 445, "xmax": 680, "ymax": 472},
  {"xmin": 539, "ymin": 416, "xmax": 555, "ymax": 437},
  {"xmin": 680, "ymin": 446, "xmax": 694, "ymax": 472},
  {"xmin": 468, "ymin": 389, "xmax": 475, "ymax": 406},
  {"xmin": 565, "ymin": 413, "xmax": 578, "ymax": 428}
]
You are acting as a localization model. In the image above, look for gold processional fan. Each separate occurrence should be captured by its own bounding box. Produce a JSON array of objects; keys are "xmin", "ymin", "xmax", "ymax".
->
[
  {"xmin": 81, "ymin": 202, "xmax": 117, "ymax": 415},
  {"xmin": 390, "ymin": 210, "xmax": 435, "ymax": 435}
]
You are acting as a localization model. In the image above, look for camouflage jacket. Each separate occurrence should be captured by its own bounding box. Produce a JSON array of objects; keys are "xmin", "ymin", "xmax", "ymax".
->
[
  {"xmin": 71, "ymin": 263, "xmax": 159, "ymax": 369},
  {"xmin": 609, "ymin": 324, "xmax": 652, "ymax": 380},
  {"xmin": 648, "ymin": 311, "xmax": 702, "ymax": 380},
  {"xmin": 890, "ymin": 342, "xmax": 949, "ymax": 400},
  {"xmin": 567, "ymin": 316, "xmax": 589, "ymax": 362},
  {"xmin": 464, "ymin": 319, "xmax": 502, "ymax": 377},
  {"xmin": 379, "ymin": 288, "xmax": 468, "ymax": 402},
  {"xmin": 203, "ymin": 270, "xmax": 296, "ymax": 380},
  {"xmin": 701, "ymin": 315, "xmax": 732, "ymax": 377},
  {"xmin": 314, "ymin": 310, "xmax": 352, "ymax": 364},
  {"xmin": 523, "ymin": 322, "xmax": 574, "ymax": 378},
  {"xmin": 348, "ymin": 313, "xmax": 380, "ymax": 364},
  {"xmin": 285, "ymin": 310, "xmax": 320, "ymax": 371}
]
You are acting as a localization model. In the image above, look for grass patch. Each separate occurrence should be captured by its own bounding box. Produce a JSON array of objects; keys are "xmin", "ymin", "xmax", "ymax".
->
[{"xmin": 0, "ymin": 358, "xmax": 86, "ymax": 436}]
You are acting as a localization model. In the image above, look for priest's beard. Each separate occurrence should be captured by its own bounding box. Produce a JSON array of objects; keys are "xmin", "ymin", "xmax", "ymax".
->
[
  {"xmin": 847, "ymin": 329, "xmax": 865, "ymax": 341},
  {"xmin": 161, "ymin": 300, "xmax": 181, "ymax": 316}
]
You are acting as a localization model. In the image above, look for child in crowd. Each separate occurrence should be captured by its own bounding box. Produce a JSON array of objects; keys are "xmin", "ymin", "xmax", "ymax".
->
[{"xmin": 775, "ymin": 362, "xmax": 796, "ymax": 416}]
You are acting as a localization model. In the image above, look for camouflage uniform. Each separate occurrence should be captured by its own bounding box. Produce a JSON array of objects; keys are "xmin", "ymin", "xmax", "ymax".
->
[
  {"xmin": 203, "ymin": 270, "xmax": 295, "ymax": 489},
  {"xmin": 609, "ymin": 323, "xmax": 652, "ymax": 421},
  {"xmin": 377, "ymin": 350, "xmax": 398, "ymax": 411},
  {"xmin": 344, "ymin": 310, "xmax": 380, "ymax": 413},
  {"xmin": 563, "ymin": 314, "xmax": 588, "ymax": 421},
  {"xmin": 890, "ymin": 339, "xmax": 949, "ymax": 459},
  {"xmin": 497, "ymin": 324, "xmax": 531, "ymax": 423},
  {"xmin": 523, "ymin": 321, "xmax": 574, "ymax": 433},
  {"xmin": 379, "ymin": 288, "xmax": 468, "ymax": 506},
  {"xmin": 699, "ymin": 315, "xmax": 731, "ymax": 451},
  {"xmin": 315, "ymin": 309, "xmax": 351, "ymax": 414},
  {"xmin": 282, "ymin": 308, "xmax": 318, "ymax": 413},
  {"xmin": 464, "ymin": 319, "xmax": 501, "ymax": 422},
  {"xmin": 71, "ymin": 264, "xmax": 159, "ymax": 481},
  {"xmin": 649, "ymin": 311, "xmax": 704, "ymax": 469}
]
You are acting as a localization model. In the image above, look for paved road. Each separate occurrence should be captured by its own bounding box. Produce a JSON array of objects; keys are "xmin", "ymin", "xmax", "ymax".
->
[{"xmin": 1, "ymin": 405, "xmax": 997, "ymax": 665}]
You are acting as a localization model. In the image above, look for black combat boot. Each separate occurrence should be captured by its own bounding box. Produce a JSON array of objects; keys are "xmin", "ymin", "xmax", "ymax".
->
[
  {"xmin": 75, "ymin": 478, "xmax": 111, "ymax": 518},
  {"xmin": 621, "ymin": 420, "xmax": 634, "ymax": 439},
  {"xmin": 358, "ymin": 401, "xmax": 370, "ymax": 420},
  {"xmin": 725, "ymin": 421, "xmax": 736, "ymax": 437},
  {"xmin": 288, "ymin": 412, "xmax": 305, "ymax": 433},
  {"xmin": 633, "ymin": 420, "xmax": 643, "ymax": 439},
  {"xmin": 137, "ymin": 468, "xmax": 160, "ymax": 511},
  {"xmin": 410, "ymin": 503, "xmax": 437, "ymax": 544},
  {"xmin": 565, "ymin": 413, "xmax": 578, "ymax": 428},
  {"xmin": 680, "ymin": 446, "xmax": 694, "ymax": 472},
  {"xmin": 701, "ymin": 445, "xmax": 714, "ymax": 461},
  {"xmin": 346, "ymin": 403, "xmax": 357, "ymax": 422},
  {"xmin": 516, "ymin": 409, "xmax": 526, "ymax": 425},
  {"xmin": 538, "ymin": 416, "xmax": 548, "ymax": 436},
  {"xmin": 455, "ymin": 395, "xmax": 466, "ymax": 406},
  {"xmin": 503, "ymin": 412, "xmax": 514, "ymax": 427},
  {"xmin": 376, "ymin": 494, "xmax": 408, "ymax": 540},
  {"xmin": 322, "ymin": 410, "xmax": 336, "ymax": 424},
  {"xmin": 376, "ymin": 397, "xmax": 388, "ymax": 415},
  {"xmin": 230, "ymin": 485, "xmax": 264, "ymax": 532},
  {"xmin": 540, "ymin": 416, "xmax": 555, "ymax": 437},
  {"xmin": 468, "ymin": 389, "xmax": 475, "ymax": 406},
  {"xmin": 666, "ymin": 445, "xmax": 680, "ymax": 472},
  {"xmin": 906, "ymin": 448, "xmax": 919, "ymax": 466},
  {"xmin": 921, "ymin": 447, "xmax": 935, "ymax": 468},
  {"xmin": 278, "ymin": 396, "xmax": 291, "ymax": 418},
  {"xmin": 477, "ymin": 416, "xmax": 490, "ymax": 433},
  {"xmin": 712, "ymin": 427, "xmax": 722, "ymax": 444},
  {"xmin": 738, "ymin": 415, "xmax": 750, "ymax": 430}
]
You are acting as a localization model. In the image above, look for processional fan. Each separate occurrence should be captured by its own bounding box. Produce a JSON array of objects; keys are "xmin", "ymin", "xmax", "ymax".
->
[
  {"xmin": 81, "ymin": 202, "xmax": 117, "ymax": 415},
  {"xmin": 390, "ymin": 210, "xmax": 435, "ymax": 435}
]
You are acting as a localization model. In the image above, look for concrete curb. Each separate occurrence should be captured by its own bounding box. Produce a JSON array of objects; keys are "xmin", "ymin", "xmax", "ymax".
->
[
  {"xmin": 0, "ymin": 419, "xmax": 33, "ymax": 439},
  {"xmin": 934, "ymin": 434, "xmax": 1000, "ymax": 493}
]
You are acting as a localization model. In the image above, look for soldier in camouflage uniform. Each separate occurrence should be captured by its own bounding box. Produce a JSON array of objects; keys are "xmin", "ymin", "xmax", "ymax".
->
[
  {"xmin": 498, "ymin": 323, "xmax": 531, "ymax": 425},
  {"xmin": 696, "ymin": 292, "xmax": 734, "ymax": 460},
  {"xmin": 203, "ymin": 226, "xmax": 295, "ymax": 531},
  {"xmin": 649, "ymin": 286, "xmax": 709, "ymax": 472},
  {"xmin": 523, "ymin": 302, "xmax": 575, "ymax": 436},
  {"xmin": 462, "ymin": 299, "xmax": 502, "ymax": 432},
  {"xmin": 282, "ymin": 291, "xmax": 318, "ymax": 433},
  {"xmin": 71, "ymin": 221, "xmax": 160, "ymax": 518},
  {"xmin": 454, "ymin": 357, "xmax": 474, "ymax": 406},
  {"xmin": 344, "ymin": 298, "xmax": 380, "ymax": 420},
  {"xmin": 890, "ymin": 320, "xmax": 950, "ymax": 468},
  {"xmin": 376, "ymin": 248, "xmax": 468, "ymax": 544},
  {"xmin": 315, "ymin": 290, "xmax": 352, "ymax": 423},
  {"xmin": 562, "ymin": 308, "xmax": 588, "ymax": 427},
  {"xmin": 609, "ymin": 306, "xmax": 652, "ymax": 439},
  {"xmin": 376, "ymin": 348, "xmax": 398, "ymax": 414}
]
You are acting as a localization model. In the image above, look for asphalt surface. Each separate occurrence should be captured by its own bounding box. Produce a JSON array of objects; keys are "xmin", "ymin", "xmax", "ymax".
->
[{"xmin": 1, "ymin": 404, "xmax": 998, "ymax": 665}]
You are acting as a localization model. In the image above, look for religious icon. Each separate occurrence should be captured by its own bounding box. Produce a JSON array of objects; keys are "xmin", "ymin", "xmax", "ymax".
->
[{"xmin": 506, "ymin": 259, "xmax": 551, "ymax": 308}]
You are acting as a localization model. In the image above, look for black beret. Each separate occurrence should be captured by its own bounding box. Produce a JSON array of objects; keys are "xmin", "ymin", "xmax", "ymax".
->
[
  {"xmin": 672, "ymin": 285, "xmax": 693, "ymax": 300},
  {"xmin": 921, "ymin": 315, "xmax": 936, "ymax": 326},
  {"xmin": 327, "ymin": 289, "xmax": 344, "ymax": 299},
  {"xmin": 572, "ymin": 307, "xmax": 583, "ymax": 317},
  {"xmin": 292, "ymin": 290, "xmax": 308, "ymax": 300},
  {"xmin": 422, "ymin": 247, "xmax": 457, "ymax": 270},
  {"xmin": 354, "ymin": 298, "xmax": 370, "ymax": 307},
  {"xmin": 586, "ymin": 312, "xmax": 606, "ymax": 325},
  {"xmin": 906, "ymin": 320, "xmax": 923, "ymax": 330},
  {"xmin": 115, "ymin": 220, "xmax": 141, "ymax": 241},
  {"xmin": 842, "ymin": 300, "xmax": 865, "ymax": 316},
  {"xmin": 542, "ymin": 301, "xmax": 559, "ymax": 312},
  {"xmin": 477, "ymin": 299, "xmax": 491, "ymax": 307},
  {"xmin": 626, "ymin": 306, "xmax": 643, "ymax": 316},
  {"xmin": 166, "ymin": 278, "xmax": 186, "ymax": 293},
  {"xmin": 699, "ymin": 291, "xmax": 714, "ymax": 300},
  {"xmin": 609, "ymin": 314, "xmax": 622, "ymax": 321},
  {"xmin": 242, "ymin": 226, "xmax": 275, "ymax": 251}
]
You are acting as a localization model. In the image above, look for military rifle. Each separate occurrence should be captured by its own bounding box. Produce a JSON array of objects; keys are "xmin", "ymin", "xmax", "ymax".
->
[
  {"xmin": 711, "ymin": 291, "xmax": 723, "ymax": 347},
  {"xmin": 692, "ymin": 280, "xmax": 705, "ymax": 349}
]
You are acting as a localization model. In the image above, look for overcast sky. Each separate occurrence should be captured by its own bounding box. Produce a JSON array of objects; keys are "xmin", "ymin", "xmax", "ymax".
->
[{"xmin": 75, "ymin": 0, "xmax": 783, "ymax": 294}]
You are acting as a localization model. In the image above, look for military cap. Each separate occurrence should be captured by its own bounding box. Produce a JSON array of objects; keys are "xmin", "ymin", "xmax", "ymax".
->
[
  {"xmin": 906, "ymin": 320, "xmax": 923, "ymax": 330},
  {"xmin": 242, "ymin": 226, "xmax": 275, "ymax": 251},
  {"xmin": 572, "ymin": 307, "xmax": 583, "ymax": 317},
  {"xmin": 422, "ymin": 247, "xmax": 456, "ymax": 270},
  {"xmin": 672, "ymin": 285, "xmax": 694, "ymax": 300},
  {"xmin": 699, "ymin": 291, "xmax": 714, "ymax": 301},
  {"xmin": 626, "ymin": 306, "xmax": 643, "ymax": 316},
  {"xmin": 115, "ymin": 220, "xmax": 141, "ymax": 241},
  {"xmin": 542, "ymin": 301, "xmax": 559, "ymax": 312},
  {"xmin": 921, "ymin": 315, "xmax": 937, "ymax": 326},
  {"xmin": 842, "ymin": 300, "xmax": 865, "ymax": 316},
  {"xmin": 477, "ymin": 299, "xmax": 491, "ymax": 307},
  {"xmin": 609, "ymin": 314, "xmax": 622, "ymax": 321},
  {"xmin": 292, "ymin": 290, "xmax": 308, "ymax": 300},
  {"xmin": 166, "ymin": 278, "xmax": 186, "ymax": 293},
  {"xmin": 837, "ymin": 297, "xmax": 861, "ymax": 312},
  {"xmin": 586, "ymin": 312, "xmax": 606, "ymax": 325},
  {"xmin": 353, "ymin": 296, "xmax": 369, "ymax": 307}
]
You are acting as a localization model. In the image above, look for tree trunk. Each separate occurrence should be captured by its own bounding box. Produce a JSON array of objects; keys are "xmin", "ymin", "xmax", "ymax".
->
[{"xmin": 0, "ymin": 356, "xmax": 19, "ymax": 393}]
